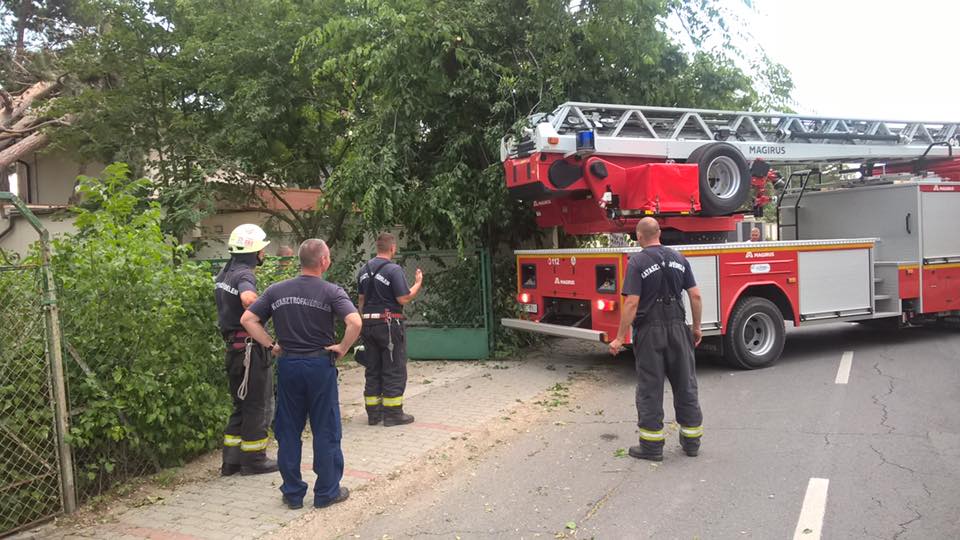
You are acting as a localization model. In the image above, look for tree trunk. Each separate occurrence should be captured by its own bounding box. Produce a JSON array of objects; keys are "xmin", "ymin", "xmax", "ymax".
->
[
  {"xmin": 0, "ymin": 131, "xmax": 50, "ymax": 170},
  {"xmin": 14, "ymin": 1, "xmax": 32, "ymax": 60}
]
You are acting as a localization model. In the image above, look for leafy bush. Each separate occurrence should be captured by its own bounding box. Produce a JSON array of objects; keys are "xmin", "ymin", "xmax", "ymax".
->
[{"xmin": 50, "ymin": 164, "xmax": 228, "ymax": 491}]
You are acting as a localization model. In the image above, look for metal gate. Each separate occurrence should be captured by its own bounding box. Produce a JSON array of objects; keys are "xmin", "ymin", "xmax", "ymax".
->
[
  {"xmin": 0, "ymin": 193, "xmax": 75, "ymax": 535},
  {"xmin": 396, "ymin": 250, "xmax": 494, "ymax": 360}
]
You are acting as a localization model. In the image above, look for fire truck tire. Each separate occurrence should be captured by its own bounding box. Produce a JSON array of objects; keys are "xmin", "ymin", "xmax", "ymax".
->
[
  {"xmin": 723, "ymin": 296, "xmax": 785, "ymax": 369},
  {"xmin": 687, "ymin": 143, "xmax": 752, "ymax": 216}
]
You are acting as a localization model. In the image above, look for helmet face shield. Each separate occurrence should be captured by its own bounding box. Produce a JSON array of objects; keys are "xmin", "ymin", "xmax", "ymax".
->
[{"xmin": 227, "ymin": 224, "xmax": 271, "ymax": 254}]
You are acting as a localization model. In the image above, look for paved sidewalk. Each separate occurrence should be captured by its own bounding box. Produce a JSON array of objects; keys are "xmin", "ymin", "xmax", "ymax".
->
[{"xmin": 21, "ymin": 353, "xmax": 584, "ymax": 540}]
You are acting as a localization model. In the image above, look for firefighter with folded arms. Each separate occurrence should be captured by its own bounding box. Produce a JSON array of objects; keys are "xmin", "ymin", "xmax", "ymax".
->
[
  {"xmin": 240, "ymin": 239, "xmax": 361, "ymax": 510},
  {"xmin": 214, "ymin": 224, "xmax": 278, "ymax": 476},
  {"xmin": 609, "ymin": 217, "xmax": 705, "ymax": 461},
  {"xmin": 356, "ymin": 233, "xmax": 423, "ymax": 426}
]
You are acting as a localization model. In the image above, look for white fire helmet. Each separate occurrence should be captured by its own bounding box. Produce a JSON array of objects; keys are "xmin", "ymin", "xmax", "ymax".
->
[{"xmin": 227, "ymin": 224, "xmax": 271, "ymax": 254}]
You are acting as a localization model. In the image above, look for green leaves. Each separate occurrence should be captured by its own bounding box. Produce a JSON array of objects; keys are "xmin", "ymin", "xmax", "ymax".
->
[{"xmin": 47, "ymin": 165, "xmax": 229, "ymax": 493}]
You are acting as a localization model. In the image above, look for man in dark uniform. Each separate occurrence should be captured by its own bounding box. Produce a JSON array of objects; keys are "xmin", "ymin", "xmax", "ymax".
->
[
  {"xmin": 241, "ymin": 239, "xmax": 361, "ymax": 510},
  {"xmin": 215, "ymin": 224, "xmax": 278, "ymax": 476},
  {"xmin": 357, "ymin": 233, "xmax": 423, "ymax": 426},
  {"xmin": 609, "ymin": 217, "xmax": 704, "ymax": 461}
]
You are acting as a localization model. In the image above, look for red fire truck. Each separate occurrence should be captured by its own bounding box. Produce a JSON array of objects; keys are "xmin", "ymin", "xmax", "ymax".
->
[{"xmin": 500, "ymin": 102, "xmax": 960, "ymax": 368}]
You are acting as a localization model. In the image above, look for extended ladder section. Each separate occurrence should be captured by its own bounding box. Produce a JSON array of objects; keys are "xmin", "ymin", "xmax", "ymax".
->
[{"xmin": 504, "ymin": 102, "xmax": 960, "ymax": 163}]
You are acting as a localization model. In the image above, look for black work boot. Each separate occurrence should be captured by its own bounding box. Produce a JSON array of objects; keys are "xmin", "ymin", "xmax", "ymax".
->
[
  {"xmin": 314, "ymin": 486, "xmax": 350, "ymax": 509},
  {"xmin": 240, "ymin": 451, "xmax": 279, "ymax": 475},
  {"xmin": 383, "ymin": 407, "xmax": 415, "ymax": 427},
  {"xmin": 221, "ymin": 445, "xmax": 242, "ymax": 476},
  {"xmin": 681, "ymin": 437, "xmax": 700, "ymax": 457},
  {"xmin": 366, "ymin": 404, "xmax": 383, "ymax": 426},
  {"xmin": 628, "ymin": 441, "xmax": 664, "ymax": 462}
]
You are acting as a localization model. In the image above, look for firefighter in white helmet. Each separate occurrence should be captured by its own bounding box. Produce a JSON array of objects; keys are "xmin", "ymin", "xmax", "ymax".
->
[{"xmin": 215, "ymin": 224, "xmax": 278, "ymax": 475}]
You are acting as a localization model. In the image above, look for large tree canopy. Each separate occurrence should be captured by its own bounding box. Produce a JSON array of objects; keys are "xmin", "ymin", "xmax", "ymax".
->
[{"xmin": 1, "ymin": 0, "xmax": 792, "ymax": 249}]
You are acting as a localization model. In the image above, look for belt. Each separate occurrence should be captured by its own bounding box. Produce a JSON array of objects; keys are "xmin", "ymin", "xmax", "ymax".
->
[
  {"xmin": 282, "ymin": 351, "xmax": 333, "ymax": 360},
  {"xmin": 362, "ymin": 312, "xmax": 405, "ymax": 320},
  {"xmin": 226, "ymin": 330, "xmax": 252, "ymax": 350}
]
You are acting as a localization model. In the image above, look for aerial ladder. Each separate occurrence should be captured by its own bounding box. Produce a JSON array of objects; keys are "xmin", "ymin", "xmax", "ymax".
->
[{"xmin": 502, "ymin": 102, "xmax": 959, "ymax": 240}]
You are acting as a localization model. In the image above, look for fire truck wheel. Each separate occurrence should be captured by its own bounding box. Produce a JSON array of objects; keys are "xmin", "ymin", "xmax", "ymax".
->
[
  {"xmin": 687, "ymin": 143, "xmax": 752, "ymax": 216},
  {"xmin": 723, "ymin": 296, "xmax": 785, "ymax": 369}
]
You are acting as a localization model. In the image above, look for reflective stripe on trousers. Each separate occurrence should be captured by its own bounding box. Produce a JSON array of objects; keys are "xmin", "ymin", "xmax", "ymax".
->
[{"xmin": 382, "ymin": 396, "xmax": 403, "ymax": 407}]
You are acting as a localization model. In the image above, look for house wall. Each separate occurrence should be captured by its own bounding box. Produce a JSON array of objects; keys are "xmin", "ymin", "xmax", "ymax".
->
[
  {"xmin": 0, "ymin": 210, "xmax": 76, "ymax": 257},
  {"xmin": 188, "ymin": 211, "xmax": 299, "ymax": 259},
  {"xmin": 19, "ymin": 153, "xmax": 104, "ymax": 206}
]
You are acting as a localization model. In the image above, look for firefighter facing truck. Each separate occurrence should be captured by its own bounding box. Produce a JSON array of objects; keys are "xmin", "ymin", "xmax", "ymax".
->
[
  {"xmin": 356, "ymin": 233, "xmax": 424, "ymax": 427},
  {"xmin": 610, "ymin": 217, "xmax": 705, "ymax": 461}
]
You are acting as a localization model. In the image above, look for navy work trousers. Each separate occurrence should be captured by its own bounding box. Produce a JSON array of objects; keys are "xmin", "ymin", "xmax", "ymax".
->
[
  {"xmin": 632, "ymin": 301, "xmax": 703, "ymax": 448},
  {"xmin": 275, "ymin": 354, "xmax": 344, "ymax": 506}
]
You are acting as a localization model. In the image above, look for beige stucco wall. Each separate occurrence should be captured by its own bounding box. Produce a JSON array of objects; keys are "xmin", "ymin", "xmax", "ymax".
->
[
  {"xmin": 0, "ymin": 210, "xmax": 76, "ymax": 256},
  {"xmin": 21, "ymin": 153, "xmax": 105, "ymax": 206},
  {"xmin": 187, "ymin": 211, "xmax": 299, "ymax": 259}
]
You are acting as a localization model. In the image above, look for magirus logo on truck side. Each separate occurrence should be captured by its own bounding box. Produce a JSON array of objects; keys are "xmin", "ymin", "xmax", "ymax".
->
[
  {"xmin": 748, "ymin": 145, "xmax": 786, "ymax": 155},
  {"xmin": 745, "ymin": 251, "xmax": 775, "ymax": 259}
]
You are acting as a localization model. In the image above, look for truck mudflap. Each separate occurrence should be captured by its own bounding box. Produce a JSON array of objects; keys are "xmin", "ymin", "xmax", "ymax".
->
[{"xmin": 500, "ymin": 318, "xmax": 607, "ymax": 342}]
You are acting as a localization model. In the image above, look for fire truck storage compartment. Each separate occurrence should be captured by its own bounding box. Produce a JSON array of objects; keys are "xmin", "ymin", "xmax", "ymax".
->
[
  {"xmin": 681, "ymin": 253, "xmax": 721, "ymax": 330},
  {"xmin": 781, "ymin": 181, "xmax": 960, "ymax": 314},
  {"xmin": 797, "ymin": 248, "xmax": 872, "ymax": 318},
  {"xmin": 780, "ymin": 183, "xmax": 920, "ymax": 262},
  {"xmin": 919, "ymin": 189, "xmax": 960, "ymax": 263}
]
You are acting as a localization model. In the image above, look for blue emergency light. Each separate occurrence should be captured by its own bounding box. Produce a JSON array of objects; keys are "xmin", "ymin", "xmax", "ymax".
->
[{"xmin": 576, "ymin": 129, "xmax": 596, "ymax": 154}]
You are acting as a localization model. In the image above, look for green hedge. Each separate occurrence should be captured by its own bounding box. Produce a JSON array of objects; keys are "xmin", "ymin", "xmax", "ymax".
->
[{"xmin": 48, "ymin": 165, "xmax": 231, "ymax": 494}]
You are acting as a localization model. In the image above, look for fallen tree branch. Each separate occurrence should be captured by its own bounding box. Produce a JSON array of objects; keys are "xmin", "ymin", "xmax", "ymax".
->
[
  {"xmin": 1, "ymin": 80, "xmax": 60, "ymax": 127},
  {"xmin": 0, "ymin": 117, "xmax": 69, "ymax": 136}
]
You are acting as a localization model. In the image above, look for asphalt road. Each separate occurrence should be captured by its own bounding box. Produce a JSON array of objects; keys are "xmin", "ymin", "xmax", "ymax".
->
[{"xmin": 343, "ymin": 323, "xmax": 960, "ymax": 539}]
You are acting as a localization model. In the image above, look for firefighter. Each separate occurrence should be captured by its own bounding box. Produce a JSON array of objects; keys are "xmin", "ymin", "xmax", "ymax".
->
[
  {"xmin": 356, "ymin": 232, "xmax": 423, "ymax": 426},
  {"xmin": 240, "ymin": 239, "xmax": 361, "ymax": 510},
  {"xmin": 750, "ymin": 227, "xmax": 762, "ymax": 242},
  {"xmin": 215, "ymin": 224, "xmax": 278, "ymax": 476},
  {"xmin": 609, "ymin": 217, "xmax": 704, "ymax": 461}
]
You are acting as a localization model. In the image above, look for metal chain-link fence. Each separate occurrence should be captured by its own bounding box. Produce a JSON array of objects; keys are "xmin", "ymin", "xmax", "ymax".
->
[
  {"xmin": 0, "ymin": 264, "xmax": 63, "ymax": 534},
  {"xmin": 0, "ymin": 193, "xmax": 75, "ymax": 536}
]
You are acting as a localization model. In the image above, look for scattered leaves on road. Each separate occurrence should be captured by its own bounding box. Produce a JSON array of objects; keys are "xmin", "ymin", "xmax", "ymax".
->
[
  {"xmin": 565, "ymin": 521, "xmax": 577, "ymax": 530},
  {"xmin": 614, "ymin": 448, "xmax": 627, "ymax": 458}
]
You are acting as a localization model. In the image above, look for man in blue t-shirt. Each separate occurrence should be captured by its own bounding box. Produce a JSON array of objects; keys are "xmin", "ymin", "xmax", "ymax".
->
[
  {"xmin": 609, "ymin": 217, "xmax": 704, "ymax": 462},
  {"xmin": 356, "ymin": 232, "xmax": 423, "ymax": 426},
  {"xmin": 241, "ymin": 239, "xmax": 362, "ymax": 510}
]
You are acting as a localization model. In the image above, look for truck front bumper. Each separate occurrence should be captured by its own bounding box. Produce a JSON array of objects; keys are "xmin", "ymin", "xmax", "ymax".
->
[{"xmin": 500, "ymin": 318, "xmax": 607, "ymax": 342}]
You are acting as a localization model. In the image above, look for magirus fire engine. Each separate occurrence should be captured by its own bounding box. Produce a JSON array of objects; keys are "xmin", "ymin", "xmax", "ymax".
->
[{"xmin": 500, "ymin": 102, "xmax": 960, "ymax": 368}]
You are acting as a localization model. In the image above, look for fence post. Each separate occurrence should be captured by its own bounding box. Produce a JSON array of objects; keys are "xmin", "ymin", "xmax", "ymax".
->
[
  {"xmin": 41, "ymin": 234, "xmax": 77, "ymax": 513},
  {"xmin": 480, "ymin": 249, "xmax": 495, "ymax": 354},
  {"xmin": 2, "ymin": 192, "xmax": 77, "ymax": 513}
]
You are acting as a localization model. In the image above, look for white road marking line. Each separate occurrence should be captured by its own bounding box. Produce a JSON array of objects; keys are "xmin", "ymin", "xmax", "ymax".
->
[
  {"xmin": 793, "ymin": 477, "xmax": 830, "ymax": 540},
  {"xmin": 835, "ymin": 351, "xmax": 854, "ymax": 385}
]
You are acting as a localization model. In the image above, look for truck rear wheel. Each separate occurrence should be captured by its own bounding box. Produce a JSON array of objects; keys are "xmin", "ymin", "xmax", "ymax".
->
[
  {"xmin": 687, "ymin": 143, "xmax": 751, "ymax": 216},
  {"xmin": 724, "ymin": 297, "xmax": 785, "ymax": 369}
]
